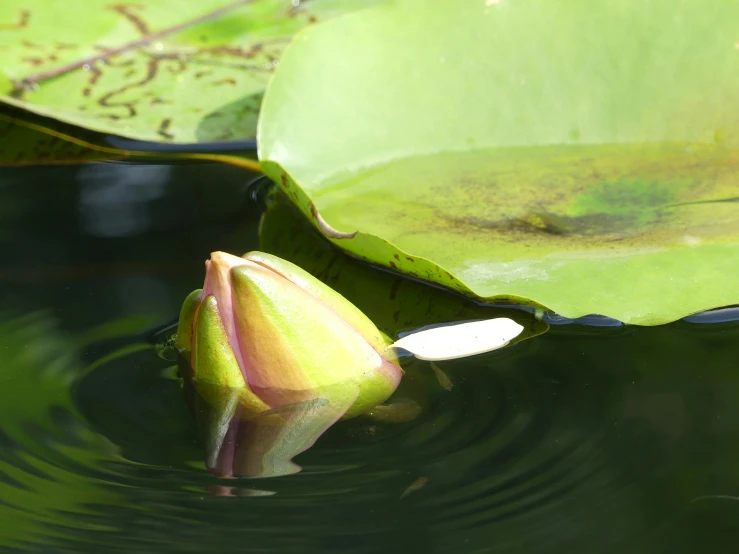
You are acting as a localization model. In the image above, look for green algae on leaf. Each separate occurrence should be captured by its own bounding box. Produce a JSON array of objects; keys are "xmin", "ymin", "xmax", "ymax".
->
[
  {"xmin": 257, "ymin": 190, "xmax": 548, "ymax": 344},
  {"xmin": 0, "ymin": 0, "xmax": 379, "ymax": 143},
  {"xmin": 259, "ymin": 0, "xmax": 739, "ymax": 325}
]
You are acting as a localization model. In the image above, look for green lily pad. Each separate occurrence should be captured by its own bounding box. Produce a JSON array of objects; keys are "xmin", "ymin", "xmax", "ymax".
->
[
  {"xmin": 257, "ymin": 191, "xmax": 548, "ymax": 343},
  {"xmin": 259, "ymin": 0, "xmax": 739, "ymax": 325},
  {"xmin": 0, "ymin": 106, "xmax": 128, "ymax": 165},
  {"xmin": 0, "ymin": 0, "xmax": 378, "ymax": 143},
  {"xmin": 0, "ymin": 105, "xmax": 262, "ymax": 169}
]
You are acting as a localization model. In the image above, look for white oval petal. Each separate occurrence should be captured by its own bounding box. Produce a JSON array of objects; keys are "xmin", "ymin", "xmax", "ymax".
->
[{"xmin": 390, "ymin": 318, "xmax": 525, "ymax": 361}]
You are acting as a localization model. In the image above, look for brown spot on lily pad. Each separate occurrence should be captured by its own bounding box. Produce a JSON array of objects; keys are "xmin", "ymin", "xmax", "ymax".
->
[
  {"xmin": 0, "ymin": 9, "xmax": 30, "ymax": 30},
  {"xmin": 157, "ymin": 118, "xmax": 174, "ymax": 140},
  {"xmin": 389, "ymin": 279, "xmax": 401, "ymax": 300},
  {"xmin": 21, "ymin": 57, "xmax": 45, "ymax": 67}
]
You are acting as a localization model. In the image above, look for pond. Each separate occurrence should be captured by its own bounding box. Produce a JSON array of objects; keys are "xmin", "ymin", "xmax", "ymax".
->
[{"xmin": 2, "ymin": 160, "xmax": 739, "ymax": 553}]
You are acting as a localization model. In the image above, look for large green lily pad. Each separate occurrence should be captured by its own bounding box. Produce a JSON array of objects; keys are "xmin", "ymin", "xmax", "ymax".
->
[
  {"xmin": 0, "ymin": 0, "xmax": 378, "ymax": 143},
  {"xmin": 259, "ymin": 0, "xmax": 739, "ymax": 325}
]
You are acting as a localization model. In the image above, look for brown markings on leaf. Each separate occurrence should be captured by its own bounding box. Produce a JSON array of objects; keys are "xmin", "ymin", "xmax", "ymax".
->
[
  {"xmin": 157, "ymin": 118, "xmax": 174, "ymax": 140},
  {"xmin": 205, "ymin": 44, "xmax": 263, "ymax": 60},
  {"xmin": 97, "ymin": 58, "xmax": 158, "ymax": 119},
  {"xmin": 288, "ymin": 3, "xmax": 319, "ymax": 25},
  {"xmin": 98, "ymin": 53, "xmax": 135, "ymax": 67},
  {"xmin": 165, "ymin": 58, "xmax": 187, "ymax": 75},
  {"xmin": 11, "ymin": 0, "xmax": 265, "ymax": 98},
  {"xmin": 9, "ymin": 5, "xmax": 289, "ymax": 118},
  {"xmin": 0, "ymin": 10, "xmax": 30, "ymax": 30},
  {"xmin": 109, "ymin": 4, "xmax": 151, "ymax": 36},
  {"xmin": 389, "ymin": 279, "xmax": 401, "ymax": 300},
  {"xmin": 190, "ymin": 39, "xmax": 288, "ymax": 71},
  {"xmin": 21, "ymin": 57, "xmax": 45, "ymax": 67},
  {"xmin": 21, "ymin": 52, "xmax": 59, "ymax": 67},
  {"xmin": 82, "ymin": 64, "xmax": 102, "ymax": 97},
  {"xmin": 280, "ymin": 174, "xmax": 290, "ymax": 188},
  {"xmin": 393, "ymin": 254, "xmax": 400, "ymax": 260},
  {"xmin": 150, "ymin": 97, "xmax": 171, "ymax": 105},
  {"xmin": 68, "ymin": 37, "xmax": 285, "ymax": 110},
  {"xmin": 389, "ymin": 261, "xmax": 397, "ymax": 269},
  {"xmin": 393, "ymin": 310, "xmax": 400, "ymax": 323},
  {"xmin": 445, "ymin": 271, "xmax": 455, "ymax": 280},
  {"xmin": 405, "ymin": 256, "xmax": 415, "ymax": 262}
]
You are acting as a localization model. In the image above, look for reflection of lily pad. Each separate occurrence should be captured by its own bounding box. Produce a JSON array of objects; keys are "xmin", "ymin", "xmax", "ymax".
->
[
  {"xmin": 0, "ymin": 313, "xmax": 122, "ymax": 550},
  {"xmin": 259, "ymin": 0, "xmax": 739, "ymax": 325}
]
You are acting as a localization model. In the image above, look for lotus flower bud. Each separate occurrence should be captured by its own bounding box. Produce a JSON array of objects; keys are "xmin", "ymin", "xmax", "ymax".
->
[{"xmin": 177, "ymin": 251, "xmax": 403, "ymax": 424}]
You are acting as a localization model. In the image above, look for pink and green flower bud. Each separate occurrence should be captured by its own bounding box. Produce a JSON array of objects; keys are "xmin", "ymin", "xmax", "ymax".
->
[{"xmin": 177, "ymin": 251, "xmax": 403, "ymax": 423}]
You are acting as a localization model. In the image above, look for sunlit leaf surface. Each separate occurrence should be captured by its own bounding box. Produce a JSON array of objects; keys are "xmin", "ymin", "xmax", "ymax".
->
[
  {"xmin": 259, "ymin": 0, "xmax": 739, "ymax": 325},
  {"xmin": 0, "ymin": 0, "xmax": 379, "ymax": 142}
]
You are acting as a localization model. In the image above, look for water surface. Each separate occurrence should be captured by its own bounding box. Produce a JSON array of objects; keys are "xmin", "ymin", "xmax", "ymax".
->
[{"xmin": 1, "ymin": 161, "xmax": 739, "ymax": 553}]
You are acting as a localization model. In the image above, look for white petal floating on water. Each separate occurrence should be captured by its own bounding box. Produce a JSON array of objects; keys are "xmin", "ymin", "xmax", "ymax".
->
[{"xmin": 390, "ymin": 318, "xmax": 524, "ymax": 361}]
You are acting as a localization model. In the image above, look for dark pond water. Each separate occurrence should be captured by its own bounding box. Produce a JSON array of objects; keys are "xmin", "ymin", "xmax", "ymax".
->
[{"xmin": 2, "ymin": 161, "xmax": 739, "ymax": 553}]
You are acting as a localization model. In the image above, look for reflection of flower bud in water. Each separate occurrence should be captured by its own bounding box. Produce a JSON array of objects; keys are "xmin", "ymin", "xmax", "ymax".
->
[{"xmin": 176, "ymin": 251, "xmax": 404, "ymax": 477}]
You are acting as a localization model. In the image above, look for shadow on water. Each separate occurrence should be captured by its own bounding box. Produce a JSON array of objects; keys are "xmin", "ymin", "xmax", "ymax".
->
[{"xmin": 1, "ymin": 161, "xmax": 739, "ymax": 553}]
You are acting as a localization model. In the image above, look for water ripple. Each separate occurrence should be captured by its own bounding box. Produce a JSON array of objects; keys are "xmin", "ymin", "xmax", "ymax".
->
[{"xmin": 4, "ymin": 309, "xmax": 739, "ymax": 552}]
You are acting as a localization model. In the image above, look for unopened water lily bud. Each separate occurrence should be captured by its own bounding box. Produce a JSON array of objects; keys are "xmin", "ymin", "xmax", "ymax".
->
[{"xmin": 177, "ymin": 251, "xmax": 404, "ymax": 423}]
